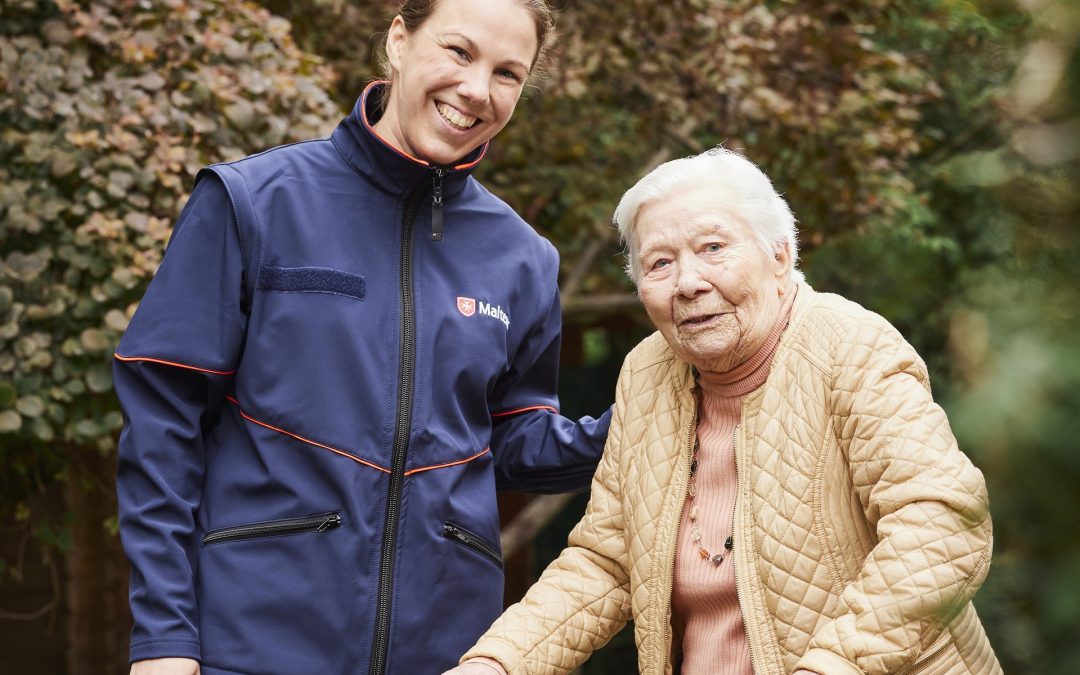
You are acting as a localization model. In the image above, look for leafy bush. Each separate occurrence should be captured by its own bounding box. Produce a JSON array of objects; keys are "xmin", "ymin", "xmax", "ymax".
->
[{"xmin": 0, "ymin": 0, "xmax": 340, "ymax": 558}]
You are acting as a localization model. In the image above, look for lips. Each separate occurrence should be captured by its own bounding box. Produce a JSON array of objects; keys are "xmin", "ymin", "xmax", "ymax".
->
[
  {"xmin": 436, "ymin": 102, "xmax": 479, "ymax": 130},
  {"xmin": 678, "ymin": 312, "xmax": 728, "ymax": 328}
]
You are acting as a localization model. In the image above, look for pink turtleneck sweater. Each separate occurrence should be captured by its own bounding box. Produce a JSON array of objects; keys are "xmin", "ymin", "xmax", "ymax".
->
[{"xmin": 671, "ymin": 288, "xmax": 797, "ymax": 675}]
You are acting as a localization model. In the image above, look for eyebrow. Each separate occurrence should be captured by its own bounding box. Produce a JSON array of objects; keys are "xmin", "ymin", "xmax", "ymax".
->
[
  {"xmin": 636, "ymin": 240, "xmax": 670, "ymax": 261},
  {"xmin": 444, "ymin": 32, "xmax": 530, "ymax": 73},
  {"xmin": 691, "ymin": 217, "xmax": 736, "ymax": 235}
]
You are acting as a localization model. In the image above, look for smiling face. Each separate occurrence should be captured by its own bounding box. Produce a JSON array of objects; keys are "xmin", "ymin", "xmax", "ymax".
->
[
  {"xmin": 375, "ymin": 0, "xmax": 537, "ymax": 166},
  {"xmin": 634, "ymin": 179, "xmax": 793, "ymax": 373}
]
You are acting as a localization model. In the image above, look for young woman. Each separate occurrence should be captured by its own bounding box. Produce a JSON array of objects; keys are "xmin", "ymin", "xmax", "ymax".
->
[{"xmin": 115, "ymin": 1, "xmax": 610, "ymax": 674}]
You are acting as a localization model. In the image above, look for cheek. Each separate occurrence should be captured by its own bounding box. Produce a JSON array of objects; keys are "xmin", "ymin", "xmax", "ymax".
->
[
  {"xmin": 494, "ymin": 91, "xmax": 522, "ymax": 123},
  {"xmin": 721, "ymin": 265, "xmax": 762, "ymax": 308},
  {"xmin": 733, "ymin": 285, "xmax": 760, "ymax": 312},
  {"xmin": 639, "ymin": 287, "xmax": 672, "ymax": 329}
]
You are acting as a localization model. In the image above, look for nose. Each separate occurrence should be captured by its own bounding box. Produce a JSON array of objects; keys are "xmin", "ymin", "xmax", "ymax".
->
[
  {"xmin": 675, "ymin": 258, "xmax": 711, "ymax": 298},
  {"xmin": 457, "ymin": 66, "xmax": 491, "ymax": 105}
]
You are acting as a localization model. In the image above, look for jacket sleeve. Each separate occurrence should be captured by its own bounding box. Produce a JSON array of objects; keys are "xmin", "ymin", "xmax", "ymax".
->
[
  {"xmin": 487, "ymin": 242, "xmax": 611, "ymax": 494},
  {"xmin": 796, "ymin": 314, "xmax": 994, "ymax": 675},
  {"xmin": 463, "ymin": 362, "xmax": 633, "ymax": 673},
  {"xmin": 114, "ymin": 174, "xmax": 248, "ymax": 662}
]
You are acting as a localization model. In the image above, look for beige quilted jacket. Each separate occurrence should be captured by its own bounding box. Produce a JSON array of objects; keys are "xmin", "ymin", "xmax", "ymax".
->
[{"xmin": 463, "ymin": 286, "xmax": 1000, "ymax": 675}]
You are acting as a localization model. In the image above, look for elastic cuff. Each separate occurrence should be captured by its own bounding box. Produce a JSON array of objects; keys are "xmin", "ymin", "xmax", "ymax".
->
[
  {"xmin": 461, "ymin": 638, "xmax": 525, "ymax": 675},
  {"xmin": 795, "ymin": 648, "xmax": 861, "ymax": 675},
  {"xmin": 464, "ymin": 656, "xmax": 508, "ymax": 674},
  {"xmin": 129, "ymin": 636, "xmax": 201, "ymax": 664}
]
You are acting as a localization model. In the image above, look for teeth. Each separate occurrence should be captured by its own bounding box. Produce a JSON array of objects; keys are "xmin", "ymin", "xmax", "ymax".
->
[{"xmin": 437, "ymin": 103, "xmax": 477, "ymax": 130}]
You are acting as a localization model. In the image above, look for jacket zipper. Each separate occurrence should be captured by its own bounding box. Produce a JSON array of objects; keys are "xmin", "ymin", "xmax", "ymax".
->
[
  {"xmin": 369, "ymin": 178, "xmax": 427, "ymax": 675},
  {"xmin": 443, "ymin": 523, "xmax": 503, "ymax": 569},
  {"xmin": 431, "ymin": 168, "xmax": 445, "ymax": 241},
  {"xmin": 731, "ymin": 423, "xmax": 765, "ymax": 675},
  {"xmin": 661, "ymin": 406, "xmax": 696, "ymax": 675},
  {"xmin": 202, "ymin": 512, "xmax": 341, "ymax": 546}
]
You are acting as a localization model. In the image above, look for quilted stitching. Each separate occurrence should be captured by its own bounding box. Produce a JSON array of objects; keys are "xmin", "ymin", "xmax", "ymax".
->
[{"xmin": 463, "ymin": 286, "xmax": 1000, "ymax": 675}]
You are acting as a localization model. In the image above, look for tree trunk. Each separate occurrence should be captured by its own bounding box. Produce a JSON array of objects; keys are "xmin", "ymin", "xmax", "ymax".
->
[{"xmin": 65, "ymin": 445, "xmax": 130, "ymax": 675}]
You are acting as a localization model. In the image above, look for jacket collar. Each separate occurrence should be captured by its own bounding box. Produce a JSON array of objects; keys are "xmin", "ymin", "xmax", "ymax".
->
[
  {"xmin": 786, "ymin": 281, "xmax": 815, "ymax": 327},
  {"xmin": 330, "ymin": 81, "xmax": 488, "ymax": 198}
]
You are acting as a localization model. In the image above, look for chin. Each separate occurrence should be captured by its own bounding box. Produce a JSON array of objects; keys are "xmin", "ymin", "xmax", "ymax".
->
[
  {"xmin": 686, "ymin": 343, "xmax": 739, "ymax": 370},
  {"xmin": 423, "ymin": 143, "xmax": 476, "ymax": 166},
  {"xmin": 421, "ymin": 124, "xmax": 490, "ymax": 165}
]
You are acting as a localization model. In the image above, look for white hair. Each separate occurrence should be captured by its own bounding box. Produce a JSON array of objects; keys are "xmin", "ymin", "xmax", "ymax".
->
[{"xmin": 613, "ymin": 147, "xmax": 804, "ymax": 285}]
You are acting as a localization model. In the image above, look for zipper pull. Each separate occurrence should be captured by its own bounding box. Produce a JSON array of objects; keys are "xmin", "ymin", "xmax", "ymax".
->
[
  {"xmin": 431, "ymin": 168, "xmax": 445, "ymax": 241},
  {"xmin": 317, "ymin": 513, "xmax": 341, "ymax": 532}
]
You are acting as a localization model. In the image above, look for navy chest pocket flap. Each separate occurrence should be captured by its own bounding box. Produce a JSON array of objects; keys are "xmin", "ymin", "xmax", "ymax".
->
[{"xmin": 259, "ymin": 265, "xmax": 365, "ymax": 300}]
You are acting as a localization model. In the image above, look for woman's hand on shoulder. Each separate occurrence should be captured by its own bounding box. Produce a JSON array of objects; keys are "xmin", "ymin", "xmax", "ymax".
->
[
  {"xmin": 442, "ymin": 656, "xmax": 508, "ymax": 675},
  {"xmin": 130, "ymin": 658, "xmax": 200, "ymax": 675}
]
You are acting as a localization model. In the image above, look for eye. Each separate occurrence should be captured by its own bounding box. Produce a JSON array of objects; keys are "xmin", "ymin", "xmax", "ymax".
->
[
  {"xmin": 495, "ymin": 68, "xmax": 523, "ymax": 83},
  {"xmin": 448, "ymin": 45, "xmax": 470, "ymax": 61},
  {"xmin": 703, "ymin": 242, "xmax": 723, "ymax": 253},
  {"xmin": 649, "ymin": 258, "xmax": 671, "ymax": 271}
]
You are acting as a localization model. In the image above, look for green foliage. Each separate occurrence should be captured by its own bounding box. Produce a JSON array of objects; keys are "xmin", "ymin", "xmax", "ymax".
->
[
  {"xmin": 488, "ymin": 0, "xmax": 951, "ymax": 290},
  {"xmin": 938, "ymin": 1, "xmax": 1080, "ymax": 670},
  {"xmin": 803, "ymin": 0, "xmax": 1026, "ymax": 368},
  {"xmin": 260, "ymin": 0, "xmax": 391, "ymax": 103},
  {"xmin": 0, "ymin": 0, "xmax": 340, "ymax": 566}
]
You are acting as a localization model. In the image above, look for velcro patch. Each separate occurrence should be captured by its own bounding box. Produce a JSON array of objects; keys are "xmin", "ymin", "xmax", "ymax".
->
[{"xmin": 259, "ymin": 265, "xmax": 365, "ymax": 300}]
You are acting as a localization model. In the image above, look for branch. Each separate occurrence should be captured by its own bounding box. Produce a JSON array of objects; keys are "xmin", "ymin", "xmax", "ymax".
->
[
  {"xmin": 500, "ymin": 493, "xmax": 576, "ymax": 561},
  {"xmin": 562, "ymin": 292, "xmax": 642, "ymax": 318},
  {"xmin": 560, "ymin": 235, "xmax": 621, "ymax": 302},
  {"xmin": 0, "ymin": 552, "xmax": 60, "ymax": 622}
]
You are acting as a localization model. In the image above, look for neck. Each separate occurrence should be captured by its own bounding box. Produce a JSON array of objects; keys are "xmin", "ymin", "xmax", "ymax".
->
[{"xmin": 696, "ymin": 284, "xmax": 797, "ymax": 395}]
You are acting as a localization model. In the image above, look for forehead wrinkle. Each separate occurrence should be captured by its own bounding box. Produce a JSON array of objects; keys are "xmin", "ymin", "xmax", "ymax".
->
[
  {"xmin": 690, "ymin": 209, "xmax": 748, "ymax": 239},
  {"xmin": 648, "ymin": 180, "xmax": 744, "ymax": 229},
  {"xmin": 653, "ymin": 213, "xmax": 735, "ymax": 240}
]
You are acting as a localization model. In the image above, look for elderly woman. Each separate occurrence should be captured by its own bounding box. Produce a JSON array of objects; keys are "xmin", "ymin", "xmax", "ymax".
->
[{"xmin": 448, "ymin": 148, "xmax": 1001, "ymax": 675}]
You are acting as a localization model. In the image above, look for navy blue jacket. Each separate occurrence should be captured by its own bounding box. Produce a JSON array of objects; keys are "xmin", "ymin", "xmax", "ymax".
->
[{"xmin": 114, "ymin": 83, "xmax": 610, "ymax": 674}]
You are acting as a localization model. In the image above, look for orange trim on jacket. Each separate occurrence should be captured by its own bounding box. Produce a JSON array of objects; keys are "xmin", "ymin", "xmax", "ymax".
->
[
  {"xmin": 226, "ymin": 396, "xmax": 490, "ymax": 476},
  {"xmin": 227, "ymin": 396, "xmax": 389, "ymax": 473},
  {"xmin": 404, "ymin": 447, "xmax": 491, "ymax": 476},
  {"xmin": 491, "ymin": 405, "xmax": 558, "ymax": 418},
  {"xmin": 114, "ymin": 353, "xmax": 236, "ymax": 376}
]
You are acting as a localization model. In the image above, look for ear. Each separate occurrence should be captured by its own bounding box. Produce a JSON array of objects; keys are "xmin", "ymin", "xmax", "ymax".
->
[
  {"xmin": 772, "ymin": 240, "xmax": 792, "ymax": 283},
  {"xmin": 385, "ymin": 15, "xmax": 409, "ymax": 74}
]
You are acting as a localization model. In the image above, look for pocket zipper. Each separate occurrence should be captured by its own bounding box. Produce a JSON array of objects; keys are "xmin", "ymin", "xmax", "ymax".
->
[
  {"xmin": 203, "ymin": 512, "xmax": 342, "ymax": 546},
  {"xmin": 443, "ymin": 522, "xmax": 503, "ymax": 569}
]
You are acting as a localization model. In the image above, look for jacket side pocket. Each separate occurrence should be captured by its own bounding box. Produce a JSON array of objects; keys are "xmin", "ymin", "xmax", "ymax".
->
[
  {"xmin": 203, "ymin": 512, "xmax": 342, "ymax": 546},
  {"xmin": 443, "ymin": 522, "xmax": 503, "ymax": 569}
]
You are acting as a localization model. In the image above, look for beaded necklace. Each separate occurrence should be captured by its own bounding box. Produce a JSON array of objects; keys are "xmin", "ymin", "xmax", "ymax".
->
[{"xmin": 687, "ymin": 434, "xmax": 733, "ymax": 566}]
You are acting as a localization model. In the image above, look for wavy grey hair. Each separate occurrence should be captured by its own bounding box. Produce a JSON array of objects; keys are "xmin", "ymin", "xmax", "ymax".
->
[{"xmin": 613, "ymin": 147, "xmax": 804, "ymax": 286}]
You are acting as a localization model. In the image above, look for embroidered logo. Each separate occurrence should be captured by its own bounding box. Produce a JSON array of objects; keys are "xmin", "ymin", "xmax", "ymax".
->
[
  {"xmin": 457, "ymin": 297, "xmax": 476, "ymax": 317},
  {"xmin": 457, "ymin": 296, "xmax": 510, "ymax": 330},
  {"xmin": 477, "ymin": 301, "xmax": 510, "ymax": 330}
]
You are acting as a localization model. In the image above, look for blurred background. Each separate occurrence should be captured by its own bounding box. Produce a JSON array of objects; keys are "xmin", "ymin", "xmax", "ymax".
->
[{"xmin": 1, "ymin": 0, "xmax": 1077, "ymax": 672}]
